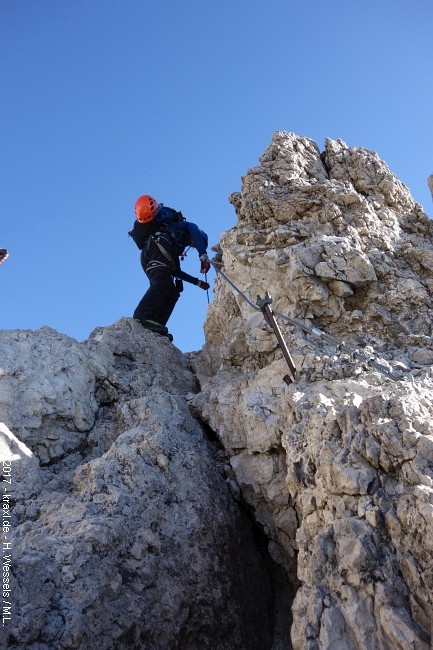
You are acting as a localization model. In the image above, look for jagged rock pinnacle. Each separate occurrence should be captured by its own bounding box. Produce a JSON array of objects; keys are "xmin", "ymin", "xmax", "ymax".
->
[
  {"xmin": 1, "ymin": 133, "xmax": 432, "ymax": 649},
  {"xmin": 194, "ymin": 132, "xmax": 433, "ymax": 649}
]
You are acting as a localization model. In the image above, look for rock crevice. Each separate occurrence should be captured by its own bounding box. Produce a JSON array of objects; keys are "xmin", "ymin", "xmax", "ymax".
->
[
  {"xmin": 194, "ymin": 132, "xmax": 433, "ymax": 649},
  {"xmin": 1, "ymin": 320, "xmax": 278, "ymax": 649},
  {"xmin": 1, "ymin": 132, "xmax": 433, "ymax": 649}
]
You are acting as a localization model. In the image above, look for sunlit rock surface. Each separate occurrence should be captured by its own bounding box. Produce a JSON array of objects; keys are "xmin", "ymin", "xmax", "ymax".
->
[
  {"xmin": 2, "ymin": 132, "xmax": 433, "ymax": 650},
  {"xmin": 194, "ymin": 132, "xmax": 433, "ymax": 649},
  {"xmin": 0, "ymin": 320, "xmax": 273, "ymax": 649}
]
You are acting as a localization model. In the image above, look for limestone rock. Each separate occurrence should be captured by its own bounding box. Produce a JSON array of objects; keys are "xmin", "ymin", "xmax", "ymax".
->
[
  {"xmin": 0, "ymin": 319, "xmax": 273, "ymax": 649},
  {"xmin": 3, "ymin": 132, "xmax": 433, "ymax": 650},
  {"xmin": 194, "ymin": 132, "xmax": 433, "ymax": 649}
]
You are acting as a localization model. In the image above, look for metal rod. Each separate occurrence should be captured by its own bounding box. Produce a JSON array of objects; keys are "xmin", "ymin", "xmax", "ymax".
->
[
  {"xmin": 205, "ymin": 272, "xmax": 210, "ymax": 304},
  {"xmin": 212, "ymin": 259, "xmax": 411, "ymax": 383},
  {"xmin": 258, "ymin": 292, "xmax": 297, "ymax": 384}
]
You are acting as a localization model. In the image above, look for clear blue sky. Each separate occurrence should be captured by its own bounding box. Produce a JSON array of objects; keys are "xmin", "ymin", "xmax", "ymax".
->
[{"xmin": 1, "ymin": 0, "xmax": 432, "ymax": 351}]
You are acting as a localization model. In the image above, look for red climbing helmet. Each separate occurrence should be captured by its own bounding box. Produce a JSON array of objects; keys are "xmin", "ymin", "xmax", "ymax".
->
[{"xmin": 134, "ymin": 195, "xmax": 159, "ymax": 223}]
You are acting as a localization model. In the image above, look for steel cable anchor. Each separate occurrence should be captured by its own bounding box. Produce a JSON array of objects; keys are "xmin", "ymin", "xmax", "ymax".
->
[{"xmin": 256, "ymin": 292, "xmax": 297, "ymax": 385}]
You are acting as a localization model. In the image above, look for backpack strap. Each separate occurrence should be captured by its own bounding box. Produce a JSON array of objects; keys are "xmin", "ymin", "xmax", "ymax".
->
[{"xmin": 148, "ymin": 234, "xmax": 177, "ymax": 270}]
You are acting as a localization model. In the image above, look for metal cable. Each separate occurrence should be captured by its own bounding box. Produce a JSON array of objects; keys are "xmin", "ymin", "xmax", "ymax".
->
[
  {"xmin": 212, "ymin": 262, "xmax": 261, "ymax": 312},
  {"xmin": 211, "ymin": 260, "xmax": 412, "ymax": 382}
]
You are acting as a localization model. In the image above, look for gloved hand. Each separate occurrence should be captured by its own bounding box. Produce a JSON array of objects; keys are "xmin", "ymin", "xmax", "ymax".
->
[
  {"xmin": 196, "ymin": 278, "xmax": 210, "ymax": 290},
  {"xmin": 199, "ymin": 254, "xmax": 210, "ymax": 274}
]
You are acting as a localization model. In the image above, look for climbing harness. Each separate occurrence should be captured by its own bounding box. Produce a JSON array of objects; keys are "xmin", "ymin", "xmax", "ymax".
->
[
  {"xmin": 145, "ymin": 259, "xmax": 172, "ymax": 273},
  {"xmin": 211, "ymin": 260, "xmax": 413, "ymax": 384},
  {"xmin": 148, "ymin": 234, "xmax": 177, "ymax": 271}
]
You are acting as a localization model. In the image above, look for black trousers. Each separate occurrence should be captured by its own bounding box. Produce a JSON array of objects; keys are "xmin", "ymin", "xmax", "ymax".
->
[{"xmin": 133, "ymin": 234, "xmax": 180, "ymax": 327}]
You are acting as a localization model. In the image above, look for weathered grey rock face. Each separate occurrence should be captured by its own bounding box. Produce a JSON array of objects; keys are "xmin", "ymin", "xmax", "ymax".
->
[
  {"xmin": 194, "ymin": 132, "xmax": 433, "ymax": 649},
  {"xmin": 0, "ymin": 319, "xmax": 273, "ymax": 649},
  {"xmin": 2, "ymin": 132, "xmax": 433, "ymax": 650}
]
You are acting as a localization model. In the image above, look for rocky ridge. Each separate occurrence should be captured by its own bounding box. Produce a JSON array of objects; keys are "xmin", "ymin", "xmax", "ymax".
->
[
  {"xmin": 0, "ymin": 132, "xmax": 432, "ymax": 649},
  {"xmin": 193, "ymin": 132, "xmax": 433, "ymax": 649},
  {"xmin": 0, "ymin": 321, "xmax": 275, "ymax": 649}
]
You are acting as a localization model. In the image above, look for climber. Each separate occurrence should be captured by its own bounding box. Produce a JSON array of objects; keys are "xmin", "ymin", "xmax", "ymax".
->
[
  {"xmin": 0, "ymin": 249, "xmax": 9, "ymax": 265},
  {"xmin": 129, "ymin": 195, "xmax": 211, "ymax": 340}
]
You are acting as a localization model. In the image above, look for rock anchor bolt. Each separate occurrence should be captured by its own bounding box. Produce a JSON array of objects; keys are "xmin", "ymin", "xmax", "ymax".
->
[{"xmin": 256, "ymin": 292, "xmax": 297, "ymax": 385}]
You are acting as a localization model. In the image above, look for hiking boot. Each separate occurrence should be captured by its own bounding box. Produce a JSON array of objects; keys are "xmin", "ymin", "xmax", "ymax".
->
[
  {"xmin": 141, "ymin": 319, "xmax": 169, "ymax": 333},
  {"xmin": 144, "ymin": 324, "xmax": 174, "ymax": 342},
  {"xmin": 135, "ymin": 319, "xmax": 173, "ymax": 341}
]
